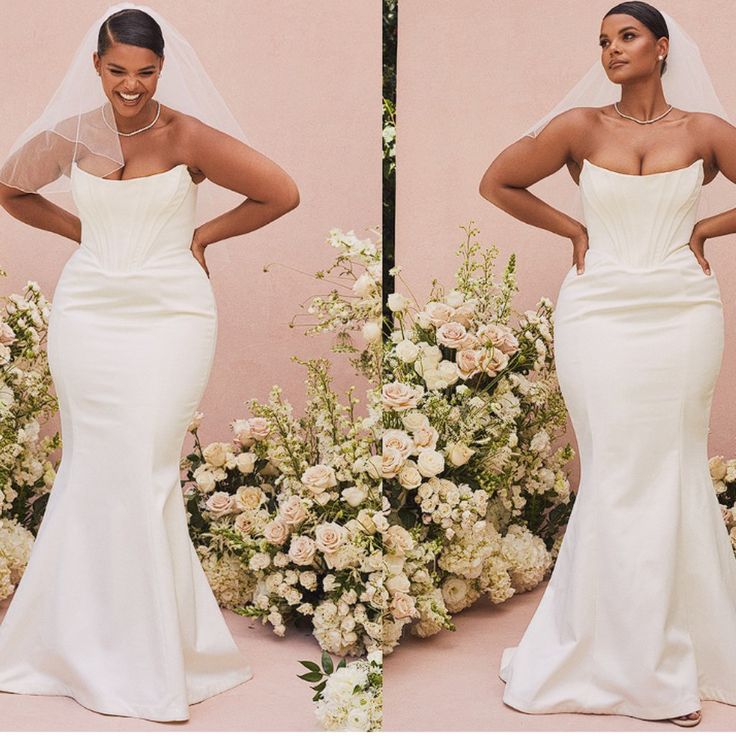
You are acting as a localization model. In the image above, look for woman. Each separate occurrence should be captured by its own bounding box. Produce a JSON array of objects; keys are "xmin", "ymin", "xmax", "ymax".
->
[
  {"xmin": 0, "ymin": 5, "xmax": 298, "ymax": 722},
  {"xmin": 479, "ymin": 2, "xmax": 736, "ymax": 728}
]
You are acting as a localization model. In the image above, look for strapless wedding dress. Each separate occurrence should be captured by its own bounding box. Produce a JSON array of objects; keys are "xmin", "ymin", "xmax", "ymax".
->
[
  {"xmin": 499, "ymin": 158, "xmax": 736, "ymax": 720},
  {"xmin": 0, "ymin": 162, "xmax": 252, "ymax": 721}
]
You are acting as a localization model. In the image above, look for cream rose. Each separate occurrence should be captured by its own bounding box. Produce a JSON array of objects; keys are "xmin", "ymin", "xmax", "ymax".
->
[
  {"xmin": 278, "ymin": 495, "xmax": 308, "ymax": 526},
  {"xmin": 263, "ymin": 518, "xmax": 290, "ymax": 546},
  {"xmin": 382, "ymin": 381, "xmax": 423, "ymax": 411},
  {"xmin": 235, "ymin": 485, "xmax": 265, "ymax": 510},
  {"xmin": 288, "ymin": 535, "xmax": 317, "ymax": 566},
  {"xmin": 301, "ymin": 464, "xmax": 338, "ymax": 494},
  {"xmin": 436, "ymin": 321, "xmax": 467, "ymax": 349},
  {"xmin": 203, "ymin": 442, "xmax": 230, "ymax": 468},
  {"xmin": 235, "ymin": 452, "xmax": 258, "ymax": 474},
  {"xmin": 446, "ymin": 442, "xmax": 475, "ymax": 467},
  {"xmin": 314, "ymin": 522, "xmax": 347, "ymax": 554},
  {"xmin": 389, "ymin": 591, "xmax": 417, "ymax": 621},
  {"xmin": 398, "ymin": 461, "xmax": 422, "ymax": 489},
  {"xmin": 205, "ymin": 491, "xmax": 234, "ymax": 517}
]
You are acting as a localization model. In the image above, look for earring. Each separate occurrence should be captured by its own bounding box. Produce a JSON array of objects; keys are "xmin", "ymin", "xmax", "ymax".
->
[{"xmin": 658, "ymin": 55, "xmax": 664, "ymax": 60}]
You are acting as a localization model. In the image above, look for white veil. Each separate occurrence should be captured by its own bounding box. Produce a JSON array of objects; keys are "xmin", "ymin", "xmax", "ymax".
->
[
  {"xmin": 519, "ymin": 9, "xmax": 731, "ymax": 222},
  {"xmin": 523, "ymin": 9, "xmax": 731, "ymax": 137},
  {"xmin": 0, "ymin": 2, "xmax": 250, "ymax": 195}
]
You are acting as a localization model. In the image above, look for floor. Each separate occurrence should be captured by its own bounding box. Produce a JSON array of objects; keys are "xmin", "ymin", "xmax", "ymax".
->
[
  {"xmin": 383, "ymin": 580, "xmax": 736, "ymax": 732},
  {"xmin": 0, "ymin": 595, "xmax": 323, "ymax": 731}
]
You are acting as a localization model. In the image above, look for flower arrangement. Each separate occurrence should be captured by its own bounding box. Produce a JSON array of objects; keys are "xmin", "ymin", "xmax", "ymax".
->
[
  {"xmin": 183, "ymin": 228, "xmax": 384, "ymax": 656},
  {"xmin": 381, "ymin": 223, "xmax": 575, "ymax": 651},
  {"xmin": 299, "ymin": 650, "xmax": 382, "ymax": 731},
  {"xmin": 0, "ymin": 273, "xmax": 60, "ymax": 600}
]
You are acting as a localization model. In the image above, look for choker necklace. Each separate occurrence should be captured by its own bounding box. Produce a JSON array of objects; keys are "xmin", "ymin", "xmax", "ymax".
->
[
  {"xmin": 614, "ymin": 101, "xmax": 673, "ymax": 125},
  {"xmin": 102, "ymin": 100, "xmax": 161, "ymax": 136}
]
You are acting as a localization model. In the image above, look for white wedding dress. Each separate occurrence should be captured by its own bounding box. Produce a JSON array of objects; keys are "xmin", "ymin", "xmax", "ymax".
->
[
  {"xmin": 0, "ymin": 162, "xmax": 252, "ymax": 721},
  {"xmin": 499, "ymin": 158, "xmax": 736, "ymax": 720}
]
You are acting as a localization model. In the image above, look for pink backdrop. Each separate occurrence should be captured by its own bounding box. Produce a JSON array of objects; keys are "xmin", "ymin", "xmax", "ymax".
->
[
  {"xmin": 396, "ymin": 0, "xmax": 736, "ymax": 469},
  {"xmin": 0, "ymin": 0, "xmax": 380, "ymax": 444}
]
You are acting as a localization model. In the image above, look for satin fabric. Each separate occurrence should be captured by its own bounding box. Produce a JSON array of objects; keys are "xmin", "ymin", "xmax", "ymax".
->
[
  {"xmin": 499, "ymin": 158, "xmax": 736, "ymax": 720},
  {"xmin": 0, "ymin": 163, "xmax": 252, "ymax": 721}
]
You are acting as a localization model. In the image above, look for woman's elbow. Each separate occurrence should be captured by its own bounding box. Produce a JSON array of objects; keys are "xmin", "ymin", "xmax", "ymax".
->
[
  {"xmin": 479, "ymin": 173, "xmax": 502, "ymax": 205},
  {"xmin": 277, "ymin": 177, "xmax": 300, "ymax": 214}
]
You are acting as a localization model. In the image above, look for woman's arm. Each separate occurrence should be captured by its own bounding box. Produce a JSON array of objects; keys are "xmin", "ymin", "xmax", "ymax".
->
[
  {"xmin": 0, "ymin": 137, "xmax": 81, "ymax": 243},
  {"xmin": 689, "ymin": 114, "xmax": 736, "ymax": 273},
  {"xmin": 479, "ymin": 108, "xmax": 592, "ymax": 273},
  {"xmin": 0, "ymin": 185, "xmax": 81, "ymax": 243},
  {"xmin": 180, "ymin": 116, "xmax": 300, "ymax": 251}
]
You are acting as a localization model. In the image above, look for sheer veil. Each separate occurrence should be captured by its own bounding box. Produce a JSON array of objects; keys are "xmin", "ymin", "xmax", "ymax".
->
[{"xmin": 0, "ymin": 3, "xmax": 250, "ymax": 195}]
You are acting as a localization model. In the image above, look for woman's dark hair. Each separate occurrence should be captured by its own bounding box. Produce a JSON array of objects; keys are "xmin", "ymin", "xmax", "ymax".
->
[
  {"xmin": 97, "ymin": 9, "xmax": 164, "ymax": 58},
  {"xmin": 603, "ymin": 1, "xmax": 668, "ymax": 76}
]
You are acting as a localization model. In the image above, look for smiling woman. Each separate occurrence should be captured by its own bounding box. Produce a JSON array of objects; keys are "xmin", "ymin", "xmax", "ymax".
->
[{"xmin": 0, "ymin": 2, "xmax": 300, "ymax": 723}]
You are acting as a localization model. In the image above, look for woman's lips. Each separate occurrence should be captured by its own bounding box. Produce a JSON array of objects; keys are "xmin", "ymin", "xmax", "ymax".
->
[{"xmin": 116, "ymin": 91, "xmax": 143, "ymax": 106}]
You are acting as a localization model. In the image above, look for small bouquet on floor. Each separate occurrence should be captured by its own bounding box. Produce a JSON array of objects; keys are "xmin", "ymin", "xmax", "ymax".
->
[
  {"xmin": 381, "ymin": 223, "xmax": 575, "ymax": 652},
  {"xmin": 299, "ymin": 650, "xmax": 382, "ymax": 731},
  {"xmin": 709, "ymin": 455, "xmax": 736, "ymax": 551}
]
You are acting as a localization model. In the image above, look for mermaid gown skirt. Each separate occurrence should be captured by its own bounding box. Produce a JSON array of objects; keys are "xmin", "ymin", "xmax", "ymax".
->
[
  {"xmin": 498, "ymin": 158, "xmax": 736, "ymax": 719},
  {"xmin": 0, "ymin": 163, "xmax": 252, "ymax": 721}
]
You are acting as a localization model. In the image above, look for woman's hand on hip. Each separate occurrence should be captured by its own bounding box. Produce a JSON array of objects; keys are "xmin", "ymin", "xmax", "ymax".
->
[
  {"xmin": 688, "ymin": 223, "xmax": 711, "ymax": 275},
  {"xmin": 571, "ymin": 225, "xmax": 589, "ymax": 275},
  {"xmin": 190, "ymin": 229, "xmax": 210, "ymax": 278}
]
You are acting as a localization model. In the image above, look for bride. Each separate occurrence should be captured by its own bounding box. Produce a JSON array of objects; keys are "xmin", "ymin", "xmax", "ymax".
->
[
  {"xmin": 480, "ymin": 1, "xmax": 736, "ymax": 729},
  {"xmin": 0, "ymin": 4, "xmax": 298, "ymax": 722}
]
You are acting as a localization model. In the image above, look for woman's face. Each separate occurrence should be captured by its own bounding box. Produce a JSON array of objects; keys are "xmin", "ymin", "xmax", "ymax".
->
[
  {"xmin": 93, "ymin": 42, "xmax": 163, "ymax": 119},
  {"xmin": 598, "ymin": 13, "xmax": 668, "ymax": 83}
]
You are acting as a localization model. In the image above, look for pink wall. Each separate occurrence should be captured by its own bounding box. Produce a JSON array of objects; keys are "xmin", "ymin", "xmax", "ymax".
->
[
  {"xmin": 0, "ymin": 0, "xmax": 380, "ymax": 443},
  {"xmin": 396, "ymin": 0, "xmax": 736, "ymax": 466}
]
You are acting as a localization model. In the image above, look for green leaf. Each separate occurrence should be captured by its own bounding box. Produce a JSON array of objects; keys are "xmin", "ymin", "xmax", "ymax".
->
[
  {"xmin": 298, "ymin": 671, "xmax": 323, "ymax": 683},
  {"xmin": 336, "ymin": 658, "xmax": 347, "ymax": 670},
  {"xmin": 321, "ymin": 650, "xmax": 334, "ymax": 675},
  {"xmin": 298, "ymin": 660, "xmax": 321, "ymax": 673}
]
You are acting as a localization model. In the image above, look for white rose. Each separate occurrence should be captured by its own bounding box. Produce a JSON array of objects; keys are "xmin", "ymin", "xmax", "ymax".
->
[
  {"xmin": 385, "ymin": 525, "xmax": 415, "ymax": 554},
  {"xmin": 387, "ymin": 292, "xmax": 410, "ymax": 312},
  {"xmin": 235, "ymin": 452, "xmax": 258, "ymax": 474},
  {"xmin": 395, "ymin": 339, "xmax": 420, "ymax": 362},
  {"xmin": 362, "ymin": 321, "xmax": 382, "ymax": 342},
  {"xmin": 401, "ymin": 411, "xmax": 430, "ymax": 432},
  {"xmin": 301, "ymin": 464, "xmax": 338, "ymax": 494},
  {"xmin": 352, "ymin": 272, "xmax": 375, "ymax": 297},
  {"xmin": 397, "ymin": 462, "xmax": 422, "ymax": 489},
  {"xmin": 341, "ymin": 485, "xmax": 367, "ymax": 507},
  {"xmin": 203, "ymin": 442, "xmax": 230, "ymax": 468},
  {"xmin": 383, "ymin": 429, "xmax": 415, "ymax": 459},
  {"xmin": 416, "ymin": 449, "xmax": 445, "ymax": 477},
  {"xmin": 194, "ymin": 468, "xmax": 216, "ymax": 493},
  {"xmin": 382, "ymin": 445, "xmax": 406, "ymax": 479}
]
